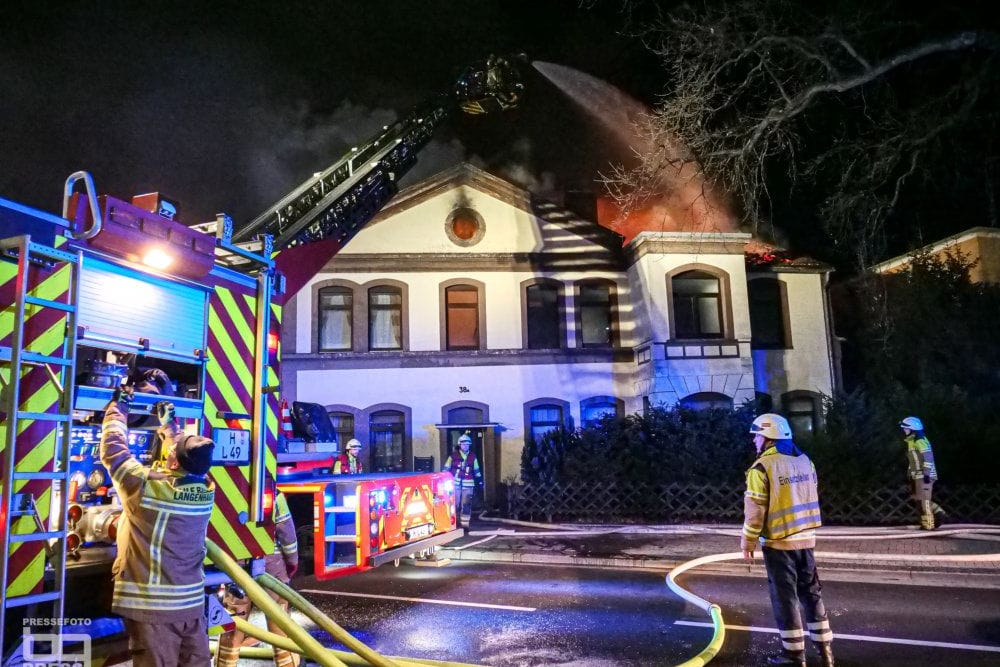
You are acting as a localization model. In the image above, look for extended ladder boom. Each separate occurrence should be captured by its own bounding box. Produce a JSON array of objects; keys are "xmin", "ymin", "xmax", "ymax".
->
[{"xmin": 232, "ymin": 54, "xmax": 525, "ymax": 253}]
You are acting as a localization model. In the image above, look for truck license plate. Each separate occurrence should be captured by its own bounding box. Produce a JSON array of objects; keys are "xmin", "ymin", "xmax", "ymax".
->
[{"xmin": 406, "ymin": 524, "xmax": 432, "ymax": 540}]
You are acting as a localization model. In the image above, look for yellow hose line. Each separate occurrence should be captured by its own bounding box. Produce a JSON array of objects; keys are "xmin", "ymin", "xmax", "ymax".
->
[
  {"xmin": 233, "ymin": 616, "xmax": 304, "ymax": 654},
  {"xmin": 205, "ymin": 539, "xmax": 350, "ymax": 667},
  {"xmin": 666, "ymin": 552, "xmax": 744, "ymax": 667},
  {"xmin": 257, "ymin": 573, "xmax": 483, "ymax": 667},
  {"xmin": 257, "ymin": 573, "xmax": 403, "ymax": 667}
]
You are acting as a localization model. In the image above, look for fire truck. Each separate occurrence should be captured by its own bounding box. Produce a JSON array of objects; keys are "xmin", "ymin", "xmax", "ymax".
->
[{"xmin": 0, "ymin": 54, "xmax": 524, "ymax": 656}]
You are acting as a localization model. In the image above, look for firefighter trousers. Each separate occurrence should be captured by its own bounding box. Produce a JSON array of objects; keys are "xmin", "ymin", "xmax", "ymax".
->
[
  {"xmin": 124, "ymin": 616, "xmax": 211, "ymax": 667},
  {"xmin": 457, "ymin": 485, "xmax": 475, "ymax": 524},
  {"xmin": 912, "ymin": 479, "xmax": 943, "ymax": 530},
  {"xmin": 762, "ymin": 547, "xmax": 833, "ymax": 655},
  {"xmin": 216, "ymin": 589, "xmax": 300, "ymax": 667}
]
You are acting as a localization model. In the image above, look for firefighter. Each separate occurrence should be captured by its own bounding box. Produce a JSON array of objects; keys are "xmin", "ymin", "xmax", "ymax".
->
[
  {"xmin": 899, "ymin": 416, "xmax": 946, "ymax": 530},
  {"xmin": 443, "ymin": 433, "xmax": 482, "ymax": 525},
  {"xmin": 333, "ymin": 438, "xmax": 364, "ymax": 474},
  {"xmin": 742, "ymin": 414, "xmax": 834, "ymax": 667},
  {"xmin": 215, "ymin": 487, "xmax": 300, "ymax": 667},
  {"xmin": 100, "ymin": 388, "xmax": 215, "ymax": 667}
]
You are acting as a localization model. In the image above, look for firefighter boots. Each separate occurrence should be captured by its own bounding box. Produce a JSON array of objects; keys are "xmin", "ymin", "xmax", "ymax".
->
[
  {"xmin": 766, "ymin": 652, "xmax": 806, "ymax": 667},
  {"xmin": 818, "ymin": 642, "xmax": 835, "ymax": 667}
]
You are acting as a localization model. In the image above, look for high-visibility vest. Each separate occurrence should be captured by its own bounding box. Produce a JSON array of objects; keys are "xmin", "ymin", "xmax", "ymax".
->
[
  {"xmin": 905, "ymin": 435, "xmax": 938, "ymax": 480},
  {"xmin": 751, "ymin": 451, "xmax": 822, "ymax": 541}
]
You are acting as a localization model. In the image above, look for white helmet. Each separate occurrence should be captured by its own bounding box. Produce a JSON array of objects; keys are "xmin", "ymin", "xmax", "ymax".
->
[
  {"xmin": 750, "ymin": 413, "xmax": 792, "ymax": 440},
  {"xmin": 458, "ymin": 434, "xmax": 472, "ymax": 446},
  {"xmin": 345, "ymin": 438, "xmax": 362, "ymax": 450},
  {"xmin": 899, "ymin": 416, "xmax": 924, "ymax": 431}
]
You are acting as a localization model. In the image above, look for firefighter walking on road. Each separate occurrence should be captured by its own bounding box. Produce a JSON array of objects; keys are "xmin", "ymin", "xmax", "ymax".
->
[
  {"xmin": 216, "ymin": 488, "xmax": 300, "ymax": 667},
  {"xmin": 742, "ymin": 414, "xmax": 834, "ymax": 667},
  {"xmin": 899, "ymin": 416, "xmax": 946, "ymax": 530},
  {"xmin": 100, "ymin": 388, "xmax": 216, "ymax": 667},
  {"xmin": 444, "ymin": 433, "xmax": 482, "ymax": 526}
]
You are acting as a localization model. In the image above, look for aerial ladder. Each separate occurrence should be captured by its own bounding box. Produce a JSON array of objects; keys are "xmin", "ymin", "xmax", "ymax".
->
[{"xmin": 1, "ymin": 53, "xmax": 524, "ymax": 659}]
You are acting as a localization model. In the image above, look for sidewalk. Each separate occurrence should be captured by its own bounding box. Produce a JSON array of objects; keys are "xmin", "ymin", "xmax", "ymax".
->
[{"xmin": 437, "ymin": 520, "xmax": 1000, "ymax": 589}]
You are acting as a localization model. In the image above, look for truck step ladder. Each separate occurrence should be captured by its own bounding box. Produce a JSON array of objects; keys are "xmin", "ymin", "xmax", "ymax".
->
[{"xmin": 0, "ymin": 235, "xmax": 81, "ymax": 638}]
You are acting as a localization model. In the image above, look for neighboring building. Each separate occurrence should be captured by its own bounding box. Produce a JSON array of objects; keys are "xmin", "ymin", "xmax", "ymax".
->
[
  {"xmin": 281, "ymin": 164, "xmax": 836, "ymax": 503},
  {"xmin": 871, "ymin": 227, "xmax": 1000, "ymax": 284}
]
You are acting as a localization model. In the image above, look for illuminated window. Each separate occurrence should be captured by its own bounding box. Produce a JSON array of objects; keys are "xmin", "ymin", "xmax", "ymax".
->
[
  {"xmin": 749, "ymin": 278, "xmax": 788, "ymax": 349},
  {"xmin": 318, "ymin": 286, "xmax": 352, "ymax": 351},
  {"xmin": 672, "ymin": 270, "xmax": 723, "ymax": 339},
  {"xmin": 370, "ymin": 410, "xmax": 405, "ymax": 472},
  {"xmin": 525, "ymin": 282, "xmax": 562, "ymax": 349},
  {"xmin": 446, "ymin": 284, "xmax": 480, "ymax": 350},
  {"xmin": 581, "ymin": 396, "xmax": 621, "ymax": 428},
  {"xmin": 577, "ymin": 281, "xmax": 614, "ymax": 347},
  {"xmin": 445, "ymin": 207, "xmax": 485, "ymax": 246},
  {"xmin": 528, "ymin": 404, "xmax": 564, "ymax": 442},
  {"xmin": 680, "ymin": 392, "xmax": 733, "ymax": 411},
  {"xmin": 368, "ymin": 286, "xmax": 402, "ymax": 350}
]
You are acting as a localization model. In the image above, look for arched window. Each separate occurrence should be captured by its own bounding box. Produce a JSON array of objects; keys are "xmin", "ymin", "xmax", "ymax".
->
[
  {"xmin": 370, "ymin": 410, "xmax": 405, "ymax": 472},
  {"xmin": 749, "ymin": 277, "xmax": 789, "ymax": 349},
  {"xmin": 368, "ymin": 285, "xmax": 402, "ymax": 350},
  {"xmin": 576, "ymin": 280, "xmax": 615, "ymax": 348},
  {"xmin": 445, "ymin": 284, "xmax": 481, "ymax": 350},
  {"xmin": 672, "ymin": 270, "xmax": 723, "ymax": 339},
  {"xmin": 524, "ymin": 398, "xmax": 570, "ymax": 443},
  {"xmin": 680, "ymin": 392, "xmax": 733, "ymax": 411},
  {"xmin": 328, "ymin": 410, "xmax": 355, "ymax": 447},
  {"xmin": 524, "ymin": 281, "xmax": 563, "ymax": 349},
  {"xmin": 318, "ymin": 286, "xmax": 353, "ymax": 351},
  {"xmin": 580, "ymin": 396, "xmax": 622, "ymax": 428},
  {"xmin": 782, "ymin": 391, "xmax": 822, "ymax": 438}
]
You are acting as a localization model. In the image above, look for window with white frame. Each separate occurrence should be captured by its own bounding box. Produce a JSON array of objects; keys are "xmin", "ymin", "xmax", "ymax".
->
[
  {"xmin": 581, "ymin": 397, "xmax": 619, "ymax": 428},
  {"xmin": 318, "ymin": 286, "xmax": 353, "ymax": 351},
  {"xmin": 368, "ymin": 285, "xmax": 402, "ymax": 350},
  {"xmin": 672, "ymin": 270, "xmax": 723, "ymax": 339},
  {"xmin": 445, "ymin": 284, "xmax": 480, "ymax": 350},
  {"xmin": 528, "ymin": 404, "xmax": 564, "ymax": 443},
  {"xmin": 370, "ymin": 410, "xmax": 405, "ymax": 471}
]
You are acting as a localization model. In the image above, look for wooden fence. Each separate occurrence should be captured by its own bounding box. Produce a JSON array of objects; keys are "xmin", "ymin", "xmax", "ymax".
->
[{"xmin": 502, "ymin": 482, "xmax": 1000, "ymax": 525}]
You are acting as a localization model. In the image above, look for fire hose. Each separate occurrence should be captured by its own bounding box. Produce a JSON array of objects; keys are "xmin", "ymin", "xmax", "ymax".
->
[{"xmin": 205, "ymin": 539, "xmax": 481, "ymax": 667}]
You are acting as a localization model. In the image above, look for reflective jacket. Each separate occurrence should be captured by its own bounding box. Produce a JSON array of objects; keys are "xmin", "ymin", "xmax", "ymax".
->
[
  {"xmin": 333, "ymin": 452, "xmax": 363, "ymax": 474},
  {"xmin": 905, "ymin": 434, "xmax": 938, "ymax": 481},
  {"xmin": 743, "ymin": 442, "xmax": 822, "ymax": 550},
  {"xmin": 101, "ymin": 400, "xmax": 215, "ymax": 623},
  {"xmin": 265, "ymin": 490, "xmax": 299, "ymax": 582},
  {"xmin": 444, "ymin": 449, "xmax": 481, "ymax": 489}
]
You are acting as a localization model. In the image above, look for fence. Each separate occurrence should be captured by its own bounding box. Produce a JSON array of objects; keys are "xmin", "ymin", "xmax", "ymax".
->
[{"xmin": 502, "ymin": 482, "xmax": 1000, "ymax": 525}]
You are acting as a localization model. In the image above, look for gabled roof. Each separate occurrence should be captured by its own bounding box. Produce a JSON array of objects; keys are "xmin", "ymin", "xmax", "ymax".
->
[{"xmin": 369, "ymin": 162, "xmax": 623, "ymax": 252}]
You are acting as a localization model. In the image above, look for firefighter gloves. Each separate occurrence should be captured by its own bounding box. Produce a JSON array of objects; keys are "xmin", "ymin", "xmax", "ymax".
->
[
  {"xmin": 111, "ymin": 385, "xmax": 135, "ymax": 414},
  {"xmin": 154, "ymin": 400, "xmax": 176, "ymax": 427}
]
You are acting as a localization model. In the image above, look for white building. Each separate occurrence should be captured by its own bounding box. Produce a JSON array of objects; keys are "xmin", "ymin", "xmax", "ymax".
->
[{"xmin": 281, "ymin": 164, "xmax": 837, "ymax": 503}]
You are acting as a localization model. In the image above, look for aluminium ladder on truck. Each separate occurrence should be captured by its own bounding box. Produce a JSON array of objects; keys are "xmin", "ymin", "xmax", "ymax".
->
[{"xmin": 0, "ymin": 232, "xmax": 82, "ymax": 645}]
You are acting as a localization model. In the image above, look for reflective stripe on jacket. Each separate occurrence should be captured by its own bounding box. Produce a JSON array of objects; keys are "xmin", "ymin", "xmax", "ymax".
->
[
  {"xmin": 743, "ymin": 444, "xmax": 822, "ymax": 549},
  {"xmin": 101, "ymin": 401, "xmax": 215, "ymax": 623},
  {"xmin": 267, "ymin": 490, "xmax": 298, "ymax": 582},
  {"xmin": 333, "ymin": 453, "xmax": 362, "ymax": 474},
  {"xmin": 905, "ymin": 435, "xmax": 938, "ymax": 481},
  {"xmin": 444, "ymin": 449, "xmax": 481, "ymax": 488}
]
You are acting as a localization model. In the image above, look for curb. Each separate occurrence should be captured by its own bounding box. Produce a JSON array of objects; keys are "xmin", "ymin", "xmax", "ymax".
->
[{"xmin": 437, "ymin": 548, "xmax": 1000, "ymax": 590}]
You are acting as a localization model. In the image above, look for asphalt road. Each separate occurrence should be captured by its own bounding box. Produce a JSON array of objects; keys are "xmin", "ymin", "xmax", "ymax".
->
[{"xmin": 272, "ymin": 560, "xmax": 1000, "ymax": 666}]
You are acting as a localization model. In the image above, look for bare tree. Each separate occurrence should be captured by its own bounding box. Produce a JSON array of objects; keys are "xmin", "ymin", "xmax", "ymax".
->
[{"xmin": 602, "ymin": 0, "xmax": 1000, "ymax": 268}]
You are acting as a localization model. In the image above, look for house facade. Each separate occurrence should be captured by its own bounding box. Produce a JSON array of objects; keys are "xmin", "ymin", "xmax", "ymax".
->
[{"xmin": 281, "ymin": 164, "xmax": 836, "ymax": 503}]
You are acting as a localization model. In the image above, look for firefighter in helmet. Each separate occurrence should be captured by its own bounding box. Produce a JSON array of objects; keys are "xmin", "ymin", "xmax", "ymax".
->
[
  {"xmin": 443, "ymin": 432, "xmax": 482, "ymax": 525},
  {"xmin": 742, "ymin": 413, "xmax": 834, "ymax": 667},
  {"xmin": 899, "ymin": 416, "xmax": 946, "ymax": 530},
  {"xmin": 216, "ymin": 486, "xmax": 299, "ymax": 667},
  {"xmin": 333, "ymin": 438, "xmax": 364, "ymax": 474},
  {"xmin": 100, "ymin": 389, "xmax": 215, "ymax": 667}
]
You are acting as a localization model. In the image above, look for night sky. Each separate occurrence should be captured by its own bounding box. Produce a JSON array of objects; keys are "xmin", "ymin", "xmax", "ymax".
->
[
  {"xmin": 0, "ymin": 1, "xmax": 658, "ymax": 227},
  {"xmin": 2, "ymin": 1, "xmax": 997, "ymax": 267}
]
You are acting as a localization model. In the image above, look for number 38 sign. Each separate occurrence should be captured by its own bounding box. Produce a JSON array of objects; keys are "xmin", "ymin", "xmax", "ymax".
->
[{"xmin": 211, "ymin": 428, "xmax": 251, "ymax": 465}]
